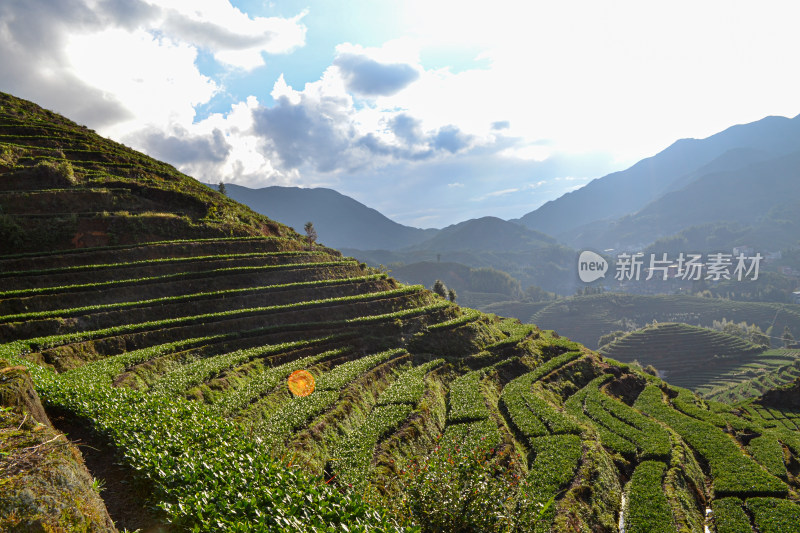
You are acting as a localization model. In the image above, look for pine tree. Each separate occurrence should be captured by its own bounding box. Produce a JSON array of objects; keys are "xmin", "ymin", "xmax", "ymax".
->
[
  {"xmin": 217, "ymin": 182, "xmax": 227, "ymax": 196},
  {"xmin": 304, "ymin": 221, "xmax": 317, "ymax": 250},
  {"xmin": 447, "ymin": 288, "xmax": 457, "ymax": 302}
]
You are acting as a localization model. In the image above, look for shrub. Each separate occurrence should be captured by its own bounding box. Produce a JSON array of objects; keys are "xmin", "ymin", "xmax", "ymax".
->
[
  {"xmin": 711, "ymin": 498, "xmax": 752, "ymax": 533},
  {"xmin": 625, "ymin": 461, "xmax": 674, "ymax": 533},
  {"xmin": 392, "ymin": 441, "xmax": 525, "ymax": 532}
]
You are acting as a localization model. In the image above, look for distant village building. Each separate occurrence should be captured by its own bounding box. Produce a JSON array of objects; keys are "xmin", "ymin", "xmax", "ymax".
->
[
  {"xmin": 793, "ymin": 291, "xmax": 800, "ymax": 304},
  {"xmin": 732, "ymin": 245, "xmax": 754, "ymax": 257}
]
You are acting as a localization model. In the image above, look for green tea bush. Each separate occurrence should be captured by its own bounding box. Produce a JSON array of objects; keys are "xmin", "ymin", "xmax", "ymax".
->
[
  {"xmin": 392, "ymin": 440, "xmax": 527, "ymax": 532},
  {"xmin": 635, "ymin": 385, "xmax": 787, "ymax": 497},
  {"xmin": 746, "ymin": 497, "xmax": 800, "ymax": 532},
  {"xmin": 447, "ymin": 371, "xmax": 489, "ymax": 423},
  {"xmin": 711, "ymin": 497, "xmax": 752, "ymax": 533},
  {"xmin": 625, "ymin": 461, "xmax": 674, "ymax": 533}
]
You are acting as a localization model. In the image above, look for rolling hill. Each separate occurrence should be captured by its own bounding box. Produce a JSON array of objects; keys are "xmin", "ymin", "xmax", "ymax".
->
[
  {"xmin": 4, "ymin": 91, "xmax": 800, "ymax": 532},
  {"xmin": 404, "ymin": 215, "xmax": 556, "ymax": 252},
  {"xmin": 206, "ymin": 183, "xmax": 438, "ymax": 250}
]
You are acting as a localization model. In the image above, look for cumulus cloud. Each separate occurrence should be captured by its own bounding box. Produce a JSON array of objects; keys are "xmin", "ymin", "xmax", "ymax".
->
[
  {"xmin": 252, "ymin": 94, "xmax": 353, "ymax": 172},
  {"xmin": 390, "ymin": 114, "xmax": 423, "ymax": 144},
  {"xmin": 0, "ymin": 0, "xmax": 307, "ymax": 132},
  {"xmin": 491, "ymin": 120, "xmax": 510, "ymax": 130},
  {"xmin": 246, "ymin": 70, "xmax": 481, "ymax": 176},
  {"xmin": 156, "ymin": 1, "xmax": 307, "ymax": 69},
  {"xmin": 433, "ymin": 125, "xmax": 473, "ymax": 153},
  {"xmin": 334, "ymin": 53, "xmax": 420, "ymax": 96},
  {"xmin": 132, "ymin": 127, "xmax": 231, "ymax": 165},
  {"xmin": 0, "ymin": 0, "xmax": 149, "ymax": 127}
]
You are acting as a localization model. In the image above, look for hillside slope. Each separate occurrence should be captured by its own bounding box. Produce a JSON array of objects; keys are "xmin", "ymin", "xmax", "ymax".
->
[{"xmin": 3, "ymin": 92, "xmax": 800, "ymax": 532}]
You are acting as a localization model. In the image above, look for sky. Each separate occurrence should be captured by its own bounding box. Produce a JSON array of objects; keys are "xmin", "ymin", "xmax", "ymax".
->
[{"xmin": 2, "ymin": 1, "xmax": 800, "ymax": 228}]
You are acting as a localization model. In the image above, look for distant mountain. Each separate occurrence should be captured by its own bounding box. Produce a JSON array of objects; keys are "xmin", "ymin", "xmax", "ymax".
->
[
  {"xmin": 406, "ymin": 216, "xmax": 556, "ymax": 252},
  {"xmin": 208, "ymin": 183, "xmax": 438, "ymax": 250},
  {"xmin": 345, "ymin": 217, "xmax": 575, "ymax": 295},
  {"xmin": 515, "ymin": 114, "xmax": 800, "ymax": 240},
  {"xmin": 571, "ymin": 148, "xmax": 800, "ymax": 251}
]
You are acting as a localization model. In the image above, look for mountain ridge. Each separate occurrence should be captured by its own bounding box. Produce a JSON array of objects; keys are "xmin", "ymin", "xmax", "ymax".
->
[
  {"xmin": 205, "ymin": 182, "xmax": 438, "ymax": 250},
  {"xmin": 515, "ymin": 113, "xmax": 800, "ymax": 240}
]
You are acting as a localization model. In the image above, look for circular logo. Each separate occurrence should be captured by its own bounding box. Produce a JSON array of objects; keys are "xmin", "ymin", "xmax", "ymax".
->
[
  {"xmin": 578, "ymin": 250, "xmax": 608, "ymax": 283},
  {"xmin": 288, "ymin": 370, "xmax": 315, "ymax": 397}
]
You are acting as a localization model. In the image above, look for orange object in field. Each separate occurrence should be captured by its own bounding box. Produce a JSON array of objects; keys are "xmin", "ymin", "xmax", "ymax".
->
[{"xmin": 288, "ymin": 370, "xmax": 315, "ymax": 397}]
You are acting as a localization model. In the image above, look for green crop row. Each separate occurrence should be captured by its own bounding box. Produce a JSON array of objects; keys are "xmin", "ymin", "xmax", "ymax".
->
[
  {"xmin": 0, "ymin": 235, "xmax": 285, "ymax": 261},
  {"xmin": 524, "ymin": 434, "xmax": 583, "ymax": 533},
  {"xmin": 624, "ymin": 461, "xmax": 674, "ymax": 533},
  {"xmin": 60, "ymin": 336, "xmax": 221, "ymax": 387},
  {"xmin": 764, "ymin": 426, "xmax": 800, "ymax": 457},
  {"xmin": 440, "ymin": 417, "xmax": 503, "ymax": 452},
  {"xmin": 345, "ymin": 300, "xmax": 452, "ymax": 325},
  {"xmin": 0, "ymin": 274, "xmax": 387, "ymax": 323},
  {"xmin": 22, "ymin": 359, "xmax": 393, "ymax": 531},
  {"xmin": 672, "ymin": 389, "xmax": 755, "ymax": 432},
  {"xmin": 595, "ymin": 390, "xmax": 671, "ymax": 453},
  {"xmin": 426, "ymin": 308, "xmax": 481, "ymax": 330},
  {"xmin": 257, "ymin": 349, "xmax": 404, "ymax": 447},
  {"xmin": 0, "ymin": 250, "xmax": 326, "ymax": 279},
  {"xmin": 634, "ymin": 385, "xmax": 788, "ymax": 497},
  {"xmin": 0, "ymin": 259, "xmax": 356, "ymax": 299},
  {"xmin": 317, "ymin": 348, "xmax": 405, "ymax": 391},
  {"xmin": 448, "ymin": 371, "xmax": 490, "ymax": 423},
  {"xmin": 500, "ymin": 352, "xmax": 581, "ymax": 437},
  {"xmin": 11, "ymin": 285, "xmax": 422, "ymax": 353},
  {"xmin": 711, "ymin": 498, "xmax": 752, "ymax": 533},
  {"xmin": 213, "ymin": 347, "xmax": 351, "ymax": 416},
  {"xmin": 332, "ymin": 403, "xmax": 415, "ymax": 489},
  {"xmin": 259, "ymin": 390, "xmax": 341, "ymax": 450},
  {"xmin": 150, "ymin": 336, "xmax": 338, "ymax": 397},
  {"xmin": 526, "ymin": 350, "xmax": 583, "ymax": 383},
  {"xmin": 564, "ymin": 374, "xmax": 636, "ymax": 455},
  {"xmin": 745, "ymin": 497, "xmax": 800, "ymax": 533},
  {"xmin": 501, "ymin": 377, "xmax": 581, "ymax": 444},
  {"xmin": 376, "ymin": 359, "xmax": 444, "ymax": 406},
  {"xmin": 585, "ymin": 388, "xmax": 670, "ymax": 460},
  {"xmin": 747, "ymin": 435, "xmax": 788, "ymax": 481},
  {"xmin": 575, "ymin": 387, "xmax": 637, "ymax": 456}
]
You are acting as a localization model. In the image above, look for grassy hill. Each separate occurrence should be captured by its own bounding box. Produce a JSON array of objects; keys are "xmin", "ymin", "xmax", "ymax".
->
[
  {"xmin": 0, "ymin": 92, "xmax": 294, "ymax": 253},
  {"xmin": 4, "ymin": 91, "xmax": 800, "ymax": 531}
]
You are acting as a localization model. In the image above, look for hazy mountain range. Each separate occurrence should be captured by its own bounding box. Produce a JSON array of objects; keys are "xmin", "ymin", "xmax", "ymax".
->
[
  {"xmin": 211, "ymin": 112, "xmax": 800, "ymax": 258},
  {"xmin": 514, "ymin": 113, "xmax": 800, "ymax": 248}
]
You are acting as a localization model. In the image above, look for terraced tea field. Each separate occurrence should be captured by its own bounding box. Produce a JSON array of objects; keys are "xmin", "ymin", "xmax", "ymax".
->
[
  {"xmin": 599, "ymin": 323, "xmax": 800, "ymax": 402},
  {"xmin": 3, "ymin": 91, "xmax": 800, "ymax": 532}
]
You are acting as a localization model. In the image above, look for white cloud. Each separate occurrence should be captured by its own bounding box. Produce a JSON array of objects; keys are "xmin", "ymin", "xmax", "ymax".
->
[
  {"xmin": 151, "ymin": 0, "xmax": 307, "ymax": 69},
  {"xmin": 447, "ymin": 182, "xmax": 465, "ymax": 188},
  {"xmin": 65, "ymin": 27, "xmax": 217, "ymax": 136}
]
